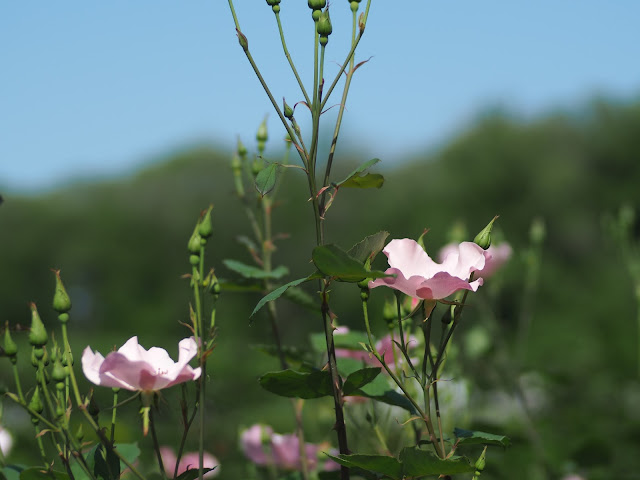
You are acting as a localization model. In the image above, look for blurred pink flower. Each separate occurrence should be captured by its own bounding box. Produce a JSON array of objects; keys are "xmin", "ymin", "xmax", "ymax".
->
[
  {"xmin": 369, "ymin": 239, "xmax": 485, "ymax": 300},
  {"xmin": 160, "ymin": 446, "xmax": 219, "ymax": 478},
  {"xmin": 335, "ymin": 329, "xmax": 417, "ymax": 370},
  {"xmin": 240, "ymin": 424, "xmax": 335, "ymax": 472},
  {"xmin": 82, "ymin": 336, "xmax": 201, "ymax": 391},
  {"xmin": 240, "ymin": 424, "xmax": 274, "ymax": 466},
  {"xmin": 439, "ymin": 242, "xmax": 512, "ymax": 278}
]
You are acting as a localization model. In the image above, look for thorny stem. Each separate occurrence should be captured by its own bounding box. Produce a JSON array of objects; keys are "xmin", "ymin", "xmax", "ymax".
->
[{"xmin": 361, "ymin": 296, "xmax": 445, "ymax": 458}]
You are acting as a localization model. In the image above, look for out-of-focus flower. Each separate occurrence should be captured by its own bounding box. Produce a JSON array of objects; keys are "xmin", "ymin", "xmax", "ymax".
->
[
  {"xmin": 369, "ymin": 239, "xmax": 485, "ymax": 300},
  {"xmin": 335, "ymin": 329, "xmax": 418, "ymax": 370},
  {"xmin": 240, "ymin": 424, "xmax": 336, "ymax": 472},
  {"xmin": 160, "ymin": 446, "xmax": 220, "ymax": 478},
  {"xmin": 560, "ymin": 475, "xmax": 586, "ymax": 480},
  {"xmin": 240, "ymin": 424, "xmax": 274, "ymax": 466},
  {"xmin": 439, "ymin": 242, "xmax": 512, "ymax": 278},
  {"xmin": 82, "ymin": 337, "xmax": 201, "ymax": 391},
  {"xmin": 0, "ymin": 426, "xmax": 13, "ymax": 457}
]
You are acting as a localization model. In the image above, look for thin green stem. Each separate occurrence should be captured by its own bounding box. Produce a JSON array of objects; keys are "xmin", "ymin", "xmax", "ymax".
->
[
  {"xmin": 11, "ymin": 363, "xmax": 25, "ymax": 403},
  {"xmin": 110, "ymin": 389, "xmax": 119, "ymax": 443},
  {"xmin": 150, "ymin": 408, "xmax": 168, "ymax": 480},
  {"xmin": 274, "ymin": 12, "xmax": 311, "ymax": 106}
]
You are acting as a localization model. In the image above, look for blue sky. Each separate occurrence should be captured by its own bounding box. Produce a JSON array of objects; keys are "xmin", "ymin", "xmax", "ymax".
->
[{"xmin": 2, "ymin": 2, "xmax": 639, "ymax": 191}]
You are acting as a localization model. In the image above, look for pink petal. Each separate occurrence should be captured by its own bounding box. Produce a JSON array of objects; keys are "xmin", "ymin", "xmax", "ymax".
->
[
  {"xmin": 241, "ymin": 424, "xmax": 273, "ymax": 466},
  {"xmin": 416, "ymin": 272, "xmax": 483, "ymax": 300},
  {"xmin": 81, "ymin": 347, "xmax": 106, "ymax": 386},
  {"xmin": 382, "ymin": 239, "xmax": 437, "ymax": 278}
]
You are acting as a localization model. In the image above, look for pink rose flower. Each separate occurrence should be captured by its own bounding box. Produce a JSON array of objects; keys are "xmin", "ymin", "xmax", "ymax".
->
[
  {"xmin": 82, "ymin": 336, "xmax": 201, "ymax": 391},
  {"xmin": 439, "ymin": 242, "xmax": 512, "ymax": 278},
  {"xmin": 369, "ymin": 238, "xmax": 485, "ymax": 300},
  {"xmin": 160, "ymin": 446, "xmax": 220, "ymax": 478}
]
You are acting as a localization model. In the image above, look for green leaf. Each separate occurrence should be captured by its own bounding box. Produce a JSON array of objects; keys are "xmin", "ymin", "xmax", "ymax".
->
[
  {"xmin": 336, "ymin": 158, "xmax": 381, "ymax": 187},
  {"xmin": 1, "ymin": 466, "xmax": 23, "ymax": 480},
  {"xmin": 255, "ymin": 163, "xmax": 278, "ymax": 196},
  {"xmin": 399, "ymin": 447, "xmax": 475, "ymax": 476},
  {"xmin": 309, "ymin": 330, "xmax": 370, "ymax": 354},
  {"xmin": 453, "ymin": 428, "xmax": 511, "ymax": 447},
  {"xmin": 341, "ymin": 173, "xmax": 384, "ymax": 189},
  {"xmin": 93, "ymin": 444, "xmax": 120, "ymax": 480},
  {"xmin": 259, "ymin": 369, "xmax": 333, "ymax": 399},
  {"xmin": 343, "ymin": 367, "xmax": 381, "ymax": 396},
  {"xmin": 223, "ymin": 259, "xmax": 289, "ymax": 280},
  {"xmin": 326, "ymin": 453, "xmax": 402, "ymax": 479},
  {"xmin": 348, "ymin": 231, "xmax": 390, "ymax": 263},
  {"xmin": 19, "ymin": 468, "xmax": 69, "ymax": 480},
  {"xmin": 312, "ymin": 245, "xmax": 388, "ymax": 282},
  {"xmin": 353, "ymin": 374, "xmax": 418, "ymax": 414},
  {"xmin": 250, "ymin": 273, "xmax": 321, "ymax": 318},
  {"xmin": 175, "ymin": 468, "xmax": 216, "ymax": 480}
]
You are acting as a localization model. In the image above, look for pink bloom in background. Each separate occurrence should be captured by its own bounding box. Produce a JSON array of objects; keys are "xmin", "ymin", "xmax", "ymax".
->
[
  {"xmin": 0, "ymin": 426, "xmax": 13, "ymax": 457},
  {"xmin": 240, "ymin": 424, "xmax": 336, "ymax": 472},
  {"xmin": 160, "ymin": 446, "xmax": 220, "ymax": 478},
  {"xmin": 369, "ymin": 239, "xmax": 485, "ymax": 300},
  {"xmin": 439, "ymin": 242, "xmax": 512, "ymax": 278},
  {"xmin": 82, "ymin": 336, "xmax": 201, "ymax": 391},
  {"xmin": 240, "ymin": 424, "xmax": 274, "ymax": 466}
]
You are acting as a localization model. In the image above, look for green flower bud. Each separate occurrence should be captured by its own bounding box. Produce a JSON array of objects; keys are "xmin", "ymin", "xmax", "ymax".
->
[
  {"xmin": 317, "ymin": 9, "xmax": 332, "ymax": 38},
  {"xmin": 231, "ymin": 153, "xmax": 242, "ymax": 173},
  {"xmin": 474, "ymin": 215, "xmax": 498, "ymax": 250},
  {"xmin": 257, "ymin": 118, "xmax": 268, "ymax": 143},
  {"xmin": 188, "ymin": 223, "xmax": 202, "ymax": 255},
  {"xmin": 350, "ymin": 1, "xmax": 360, "ymax": 12},
  {"xmin": 251, "ymin": 157, "xmax": 264, "ymax": 177},
  {"xmin": 475, "ymin": 446, "xmax": 488, "ymax": 474},
  {"xmin": 29, "ymin": 303, "xmax": 48, "ymax": 347},
  {"xmin": 29, "ymin": 386, "xmax": 43, "ymax": 416},
  {"xmin": 308, "ymin": 0, "xmax": 326, "ymax": 11},
  {"xmin": 283, "ymin": 98, "xmax": 294, "ymax": 119},
  {"xmin": 382, "ymin": 299, "xmax": 396, "ymax": 323},
  {"xmin": 236, "ymin": 29, "xmax": 248, "ymax": 52},
  {"xmin": 530, "ymin": 217, "xmax": 546, "ymax": 245},
  {"xmin": 52, "ymin": 269, "xmax": 72, "ymax": 314},
  {"xmin": 52, "ymin": 358, "xmax": 67, "ymax": 383},
  {"xmin": 237, "ymin": 137, "xmax": 248, "ymax": 158},
  {"xmin": 198, "ymin": 205, "xmax": 214, "ymax": 239},
  {"xmin": 266, "ymin": 0, "xmax": 281, "ymax": 13},
  {"xmin": 189, "ymin": 255, "xmax": 200, "ymax": 266},
  {"xmin": 4, "ymin": 323, "xmax": 18, "ymax": 358},
  {"xmin": 312, "ymin": 10, "xmax": 321, "ymax": 21}
]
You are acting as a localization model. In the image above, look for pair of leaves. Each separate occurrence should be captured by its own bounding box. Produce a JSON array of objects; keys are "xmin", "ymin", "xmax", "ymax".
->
[
  {"xmin": 328, "ymin": 447, "xmax": 475, "ymax": 479},
  {"xmin": 250, "ymin": 231, "xmax": 390, "ymax": 317},
  {"xmin": 258, "ymin": 366, "xmax": 416, "ymax": 413},
  {"xmin": 259, "ymin": 367, "xmax": 381, "ymax": 399}
]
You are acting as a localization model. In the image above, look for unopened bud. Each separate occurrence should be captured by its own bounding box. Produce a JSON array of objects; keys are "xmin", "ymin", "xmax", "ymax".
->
[
  {"xmin": 236, "ymin": 29, "xmax": 248, "ymax": 51},
  {"xmin": 29, "ymin": 386, "xmax": 44, "ymax": 417},
  {"xmin": 198, "ymin": 205, "xmax": 214, "ymax": 239},
  {"xmin": 474, "ymin": 446, "xmax": 487, "ymax": 475},
  {"xmin": 474, "ymin": 216, "xmax": 498, "ymax": 250},
  {"xmin": 257, "ymin": 118, "xmax": 268, "ymax": 153},
  {"xmin": 317, "ymin": 9, "xmax": 332, "ymax": 38},
  {"xmin": 308, "ymin": 0, "xmax": 326, "ymax": 11},
  {"xmin": 266, "ymin": 0, "xmax": 281, "ymax": 13},
  {"xmin": 188, "ymin": 223, "xmax": 202, "ymax": 255},
  {"xmin": 4, "ymin": 323, "xmax": 18, "ymax": 359},
  {"xmin": 530, "ymin": 217, "xmax": 546, "ymax": 245},
  {"xmin": 237, "ymin": 138, "xmax": 248, "ymax": 158},
  {"xmin": 350, "ymin": 1, "xmax": 360, "ymax": 13},
  {"xmin": 283, "ymin": 98, "xmax": 294, "ymax": 119},
  {"xmin": 29, "ymin": 303, "xmax": 48, "ymax": 347},
  {"xmin": 52, "ymin": 269, "xmax": 72, "ymax": 314}
]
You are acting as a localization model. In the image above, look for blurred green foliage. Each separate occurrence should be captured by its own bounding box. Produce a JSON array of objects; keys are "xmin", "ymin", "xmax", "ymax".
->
[{"xmin": 1, "ymin": 97, "xmax": 640, "ymax": 479}]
